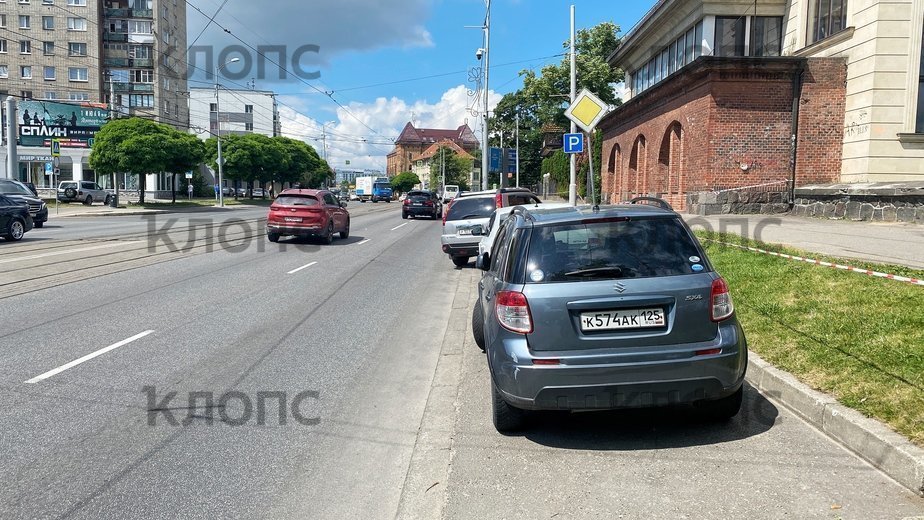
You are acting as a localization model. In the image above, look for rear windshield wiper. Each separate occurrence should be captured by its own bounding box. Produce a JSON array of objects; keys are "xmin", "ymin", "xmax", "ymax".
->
[
  {"xmin": 564, "ymin": 266, "xmax": 628, "ymax": 278},
  {"xmin": 458, "ymin": 214, "xmax": 484, "ymax": 220}
]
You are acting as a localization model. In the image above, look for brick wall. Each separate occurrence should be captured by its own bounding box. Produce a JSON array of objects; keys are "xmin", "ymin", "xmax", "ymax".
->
[{"xmin": 600, "ymin": 57, "xmax": 845, "ymax": 210}]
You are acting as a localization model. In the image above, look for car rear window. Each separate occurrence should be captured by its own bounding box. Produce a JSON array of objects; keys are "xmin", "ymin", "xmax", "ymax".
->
[
  {"xmin": 60, "ymin": 182, "xmax": 77, "ymax": 189},
  {"xmin": 274, "ymin": 195, "xmax": 319, "ymax": 206},
  {"xmin": 524, "ymin": 217, "xmax": 706, "ymax": 283},
  {"xmin": 446, "ymin": 197, "xmax": 496, "ymax": 221}
]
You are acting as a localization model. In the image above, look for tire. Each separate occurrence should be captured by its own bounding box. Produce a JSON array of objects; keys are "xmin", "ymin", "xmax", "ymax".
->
[
  {"xmin": 491, "ymin": 378, "xmax": 526, "ymax": 433},
  {"xmin": 267, "ymin": 232, "xmax": 280, "ymax": 243},
  {"xmin": 340, "ymin": 219, "xmax": 350, "ymax": 240},
  {"xmin": 5, "ymin": 219, "xmax": 25, "ymax": 241},
  {"xmin": 64, "ymin": 187, "xmax": 77, "ymax": 199},
  {"xmin": 84, "ymin": 195, "xmax": 93, "ymax": 206},
  {"xmin": 34, "ymin": 221, "xmax": 44, "ymax": 229},
  {"xmin": 322, "ymin": 221, "xmax": 334, "ymax": 245},
  {"xmin": 472, "ymin": 299, "xmax": 486, "ymax": 352},
  {"xmin": 402, "ymin": 212, "xmax": 408, "ymax": 220},
  {"xmin": 105, "ymin": 195, "xmax": 112, "ymax": 205},
  {"xmin": 696, "ymin": 386, "xmax": 744, "ymax": 421},
  {"xmin": 451, "ymin": 255, "xmax": 470, "ymax": 268},
  {"xmin": 386, "ymin": 199, "xmax": 391, "ymax": 203}
]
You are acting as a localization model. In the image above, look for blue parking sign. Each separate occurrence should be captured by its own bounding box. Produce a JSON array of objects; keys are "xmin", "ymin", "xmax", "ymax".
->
[{"xmin": 563, "ymin": 133, "xmax": 584, "ymax": 154}]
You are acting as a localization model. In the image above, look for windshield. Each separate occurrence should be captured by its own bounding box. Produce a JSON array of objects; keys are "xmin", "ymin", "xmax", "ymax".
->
[
  {"xmin": 0, "ymin": 182, "xmax": 33, "ymax": 195},
  {"xmin": 524, "ymin": 217, "xmax": 705, "ymax": 282},
  {"xmin": 446, "ymin": 197, "xmax": 496, "ymax": 220}
]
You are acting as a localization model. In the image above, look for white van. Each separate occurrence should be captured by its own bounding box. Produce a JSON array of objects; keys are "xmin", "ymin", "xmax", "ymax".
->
[{"xmin": 442, "ymin": 185, "xmax": 460, "ymax": 203}]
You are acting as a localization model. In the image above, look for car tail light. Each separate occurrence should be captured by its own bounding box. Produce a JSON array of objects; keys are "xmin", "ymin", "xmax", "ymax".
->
[
  {"xmin": 711, "ymin": 277, "xmax": 734, "ymax": 322},
  {"xmin": 403, "ymin": 198, "xmax": 411, "ymax": 206},
  {"xmin": 424, "ymin": 200, "xmax": 434, "ymax": 207},
  {"xmin": 495, "ymin": 291, "xmax": 532, "ymax": 334},
  {"xmin": 495, "ymin": 192, "xmax": 503, "ymax": 208},
  {"xmin": 442, "ymin": 200, "xmax": 452, "ymax": 225}
]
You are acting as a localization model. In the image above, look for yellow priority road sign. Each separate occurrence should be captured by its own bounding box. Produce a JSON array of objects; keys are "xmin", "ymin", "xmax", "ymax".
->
[{"xmin": 564, "ymin": 89, "xmax": 611, "ymax": 133}]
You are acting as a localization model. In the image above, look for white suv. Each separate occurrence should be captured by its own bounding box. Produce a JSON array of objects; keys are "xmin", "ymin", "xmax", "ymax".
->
[{"xmin": 57, "ymin": 181, "xmax": 112, "ymax": 205}]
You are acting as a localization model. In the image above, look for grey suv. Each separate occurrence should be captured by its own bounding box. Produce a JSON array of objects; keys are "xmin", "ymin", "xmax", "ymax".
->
[
  {"xmin": 57, "ymin": 181, "xmax": 112, "ymax": 205},
  {"xmin": 472, "ymin": 200, "xmax": 747, "ymax": 432}
]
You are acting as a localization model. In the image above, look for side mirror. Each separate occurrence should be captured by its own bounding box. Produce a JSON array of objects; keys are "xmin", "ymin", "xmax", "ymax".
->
[
  {"xmin": 476, "ymin": 252, "xmax": 491, "ymax": 271},
  {"xmin": 340, "ymin": 201, "xmax": 348, "ymax": 208}
]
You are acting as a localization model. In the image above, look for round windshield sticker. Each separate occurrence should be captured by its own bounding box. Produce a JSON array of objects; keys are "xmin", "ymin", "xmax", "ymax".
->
[
  {"xmin": 691, "ymin": 264, "xmax": 704, "ymax": 272},
  {"xmin": 530, "ymin": 270, "xmax": 545, "ymax": 282},
  {"xmin": 689, "ymin": 256, "xmax": 701, "ymax": 263}
]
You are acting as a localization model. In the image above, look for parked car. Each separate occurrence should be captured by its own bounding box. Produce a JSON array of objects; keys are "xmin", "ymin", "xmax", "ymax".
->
[
  {"xmin": 221, "ymin": 186, "xmax": 236, "ymax": 197},
  {"xmin": 349, "ymin": 190, "xmax": 360, "ymax": 202},
  {"xmin": 441, "ymin": 189, "xmax": 541, "ymax": 267},
  {"xmin": 0, "ymin": 194, "xmax": 34, "ymax": 241},
  {"xmin": 0, "ymin": 179, "xmax": 48, "ymax": 228},
  {"xmin": 266, "ymin": 189, "xmax": 350, "ymax": 244},
  {"xmin": 472, "ymin": 199, "xmax": 747, "ymax": 432},
  {"xmin": 442, "ymin": 185, "xmax": 460, "ymax": 203},
  {"xmin": 402, "ymin": 190, "xmax": 443, "ymax": 220},
  {"xmin": 253, "ymin": 188, "xmax": 265, "ymax": 198},
  {"xmin": 57, "ymin": 181, "xmax": 112, "ymax": 205},
  {"xmin": 477, "ymin": 202, "xmax": 571, "ymax": 257}
]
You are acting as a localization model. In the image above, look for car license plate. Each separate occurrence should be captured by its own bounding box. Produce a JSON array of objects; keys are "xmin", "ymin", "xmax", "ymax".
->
[
  {"xmin": 458, "ymin": 228, "xmax": 472, "ymax": 235},
  {"xmin": 284, "ymin": 217, "xmax": 302, "ymax": 222},
  {"xmin": 580, "ymin": 308, "xmax": 665, "ymax": 331},
  {"xmin": 412, "ymin": 202, "xmax": 422, "ymax": 206}
]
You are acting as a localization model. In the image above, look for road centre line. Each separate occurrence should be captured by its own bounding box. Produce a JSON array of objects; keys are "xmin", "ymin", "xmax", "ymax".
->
[
  {"xmin": 357, "ymin": 239, "xmax": 371, "ymax": 245},
  {"xmin": 287, "ymin": 261, "xmax": 318, "ymax": 275},
  {"xmin": 25, "ymin": 330, "xmax": 155, "ymax": 384},
  {"xmin": 0, "ymin": 241, "xmax": 143, "ymax": 265},
  {"xmin": 391, "ymin": 223, "xmax": 409, "ymax": 231}
]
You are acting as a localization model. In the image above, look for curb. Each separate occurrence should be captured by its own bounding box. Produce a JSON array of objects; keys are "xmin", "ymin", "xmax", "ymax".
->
[{"xmin": 747, "ymin": 352, "xmax": 924, "ymax": 497}]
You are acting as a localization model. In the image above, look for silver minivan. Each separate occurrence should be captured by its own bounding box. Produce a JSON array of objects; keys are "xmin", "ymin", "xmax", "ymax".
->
[{"xmin": 472, "ymin": 202, "xmax": 747, "ymax": 432}]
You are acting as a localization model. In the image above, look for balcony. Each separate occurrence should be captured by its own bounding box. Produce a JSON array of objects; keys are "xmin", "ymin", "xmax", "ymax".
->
[
  {"xmin": 131, "ymin": 9, "xmax": 154, "ymax": 18},
  {"xmin": 112, "ymin": 82, "xmax": 155, "ymax": 93},
  {"xmin": 104, "ymin": 57, "xmax": 130, "ymax": 67},
  {"xmin": 105, "ymin": 8, "xmax": 130, "ymax": 17},
  {"xmin": 131, "ymin": 58, "xmax": 154, "ymax": 68},
  {"xmin": 103, "ymin": 31, "xmax": 128, "ymax": 42}
]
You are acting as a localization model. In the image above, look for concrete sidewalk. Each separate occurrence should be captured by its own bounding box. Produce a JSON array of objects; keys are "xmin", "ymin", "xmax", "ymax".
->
[
  {"xmin": 45, "ymin": 200, "xmax": 267, "ymax": 219},
  {"xmin": 684, "ymin": 214, "xmax": 924, "ymax": 269}
]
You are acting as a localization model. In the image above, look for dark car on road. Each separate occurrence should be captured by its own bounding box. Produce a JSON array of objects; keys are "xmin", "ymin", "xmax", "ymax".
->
[
  {"xmin": 402, "ymin": 190, "xmax": 442, "ymax": 220},
  {"xmin": 0, "ymin": 194, "xmax": 34, "ymax": 241},
  {"xmin": 266, "ymin": 189, "xmax": 350, "ymax": 244},
  {"xmin": 472, "ymin": 199, "xmax": 747, "ymax": 432},
  {"xmin": 0, "ymin": 179, "xmax": 48, "ymax": 228}
]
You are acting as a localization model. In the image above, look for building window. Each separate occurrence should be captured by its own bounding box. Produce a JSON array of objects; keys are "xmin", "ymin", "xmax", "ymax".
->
[
  {"xmin": 67, "ymin": 0, "xmax": 88, "ymax": 5},
  {"xmin": 245, "ymin": 122, "xmax": 253, "ymax": 132},
  {"xmin": 917, "ymin": 22, "xmax": 924, "ymax": 133},
  {"xmin": 43, "ymin": 65, "xmax": 55, "ymax": 80},
  {"xmin": 130, "ymin": 69, "xmax": 153, "ymax": 83},
  {"xmin": 69, "ymin": 92, "xmax": 89, "ymax": 101},
  {"xmin": 44, "ymin": 91, "xmax": 57, "ymax": 100},
  {"xmin": 68, "ymin": 66, "xmax": 88, "ymax": 81},
  {"xmin": 751, "ymin": 17, "xmax": 783, "ymax": 56},
  {"xmin": 21, "ymin": 91, "xmax": 33, "ymax": 100},
  {"xmin": 244, "ymin": 104, "xmax": 253, "ymax": 113},
  {"xmin": 43, "ymin": 41, "xmax": 54, "ymax": 55},
  {"xmin": 67, "ymin": 17, "xmax": 87, "ymax": 31},
  {"xmin": 810, "ymin": 0, "xmax": 848, "ymax": 44},
  {"xmin": 209, "ymin": 102, "xmax": 218, "ymax": 112},
  {"xmin": 0, "ymin": 15, "xmax": 5, "ymax": 28},
  {"xmin": 20, "ymin": 65, "xmax": 32, "ymax": 79},
  {"xmin": 128, "ymin": 20, "xmax": 152, "ymax": 34},
  {"xmin": 0, "ymin": 40, "xmax": 6, "ymax": 53},
  {"xmin": 129, "ymin": 94, "xmax": 153, "ymax": 107},
  {"xmin": 715, "ymin": 16, "xmax": 746, "ymax": 57},
  {"xmin": 68, "ymin": 42, "xmax": 86, "ymax": 56},
  {"xmin": 42, "ymin": 16, "xmax": 54, "ymax": 30},
  {"xmin": 19, "ymin": 40, "xmax": 30, "ymax": 54},
  {"xmin": 19, "ymin": 15, "xmax": 30, "ymax": 29},
  {"xmin": 0, "ymin": 65, "xmax": 8, "ymax": 78}
]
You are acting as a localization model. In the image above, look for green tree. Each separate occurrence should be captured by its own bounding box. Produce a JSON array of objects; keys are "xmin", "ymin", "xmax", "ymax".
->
[
  {"xmin": 90, "ymin": 117, "xmax": 199, "ymax": 204},
  {"xmin": 429, "ymin": 146, "xmax": 472, "ymax": 191},
  {"xmin": 391, "ymin": 171, "xmax": 420, "ymax": 194}
]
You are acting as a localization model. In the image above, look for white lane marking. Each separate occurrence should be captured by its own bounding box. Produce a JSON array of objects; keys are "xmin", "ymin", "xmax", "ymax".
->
[
  {"xmin": 357, "ymin": 239, "xmax": 371, "ymax": 245},
  {"xmin": 391, "ymin": 223, "xmax": 409, "ymax": 231},
  {"xmin": 0, "ymin": 241, "xmax": 143, "ymax": 265},
  {"xmin": 25, "ymin": 330, "xmax": 155, "ymax": 384},
  {"xmin": 287, "ymin": 261, "xmax": 318, "ymax": 275}
]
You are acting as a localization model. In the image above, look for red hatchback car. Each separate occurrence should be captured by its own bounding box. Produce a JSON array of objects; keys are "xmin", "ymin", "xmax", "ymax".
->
[{"xmin": 266, "ymin": 189, "xmax": 350, "ymax": 244}]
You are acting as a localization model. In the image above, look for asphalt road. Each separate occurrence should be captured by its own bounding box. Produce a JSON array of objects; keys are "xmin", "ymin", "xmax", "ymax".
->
[{"xmin": 1, "ymin": 203, "xmax": 922, "ymax": 519}]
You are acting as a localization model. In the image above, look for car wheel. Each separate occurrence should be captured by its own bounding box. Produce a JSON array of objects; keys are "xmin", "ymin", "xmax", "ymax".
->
[
  {"xmin": 105, "ymin": 195, "xmax": 112, "ymax": 205},
  {"xmin": 491, "ymin": 378, "xmax": 526, "ymax": 433},
  {"xmin": 64, "ymin": 187, "xmax": 77, "ymax": 199},
  {"xmin": 267, "ymin": 232, "xmax": 280, "ymax": 243},
  {"xmin": 322, "ymin": 221, "xmax": 334, "ymax": 245},
  {"xmin": 34, "ymin": 221, "xmax": 44, "ymax": 229},
  {"xmin": 84, "ymin": 195, "xmax": 93, "ymax": 206},
  {"xmin": 472, "ymin": 299, "xmax": 486, "ymax": 352},
  {"xmin": 696, "ymin": 386, "xmax": 744, "ymax": 421},
  {"xmin": 340, "ymin": 219, "xmax": 350, "ymax": 240},
  {"xmin": 5, "ymin": 219, "xmax": 25, "ymax": 241},
  {"xmin": 451, "ymin": 256, "xmax": 470, "ymax": 268},
  {"xmin": 402, "ymin": 212, "xmax": 408, "ymax": 220}
]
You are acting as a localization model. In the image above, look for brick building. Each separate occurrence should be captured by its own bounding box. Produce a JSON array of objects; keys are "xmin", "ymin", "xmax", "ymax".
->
[
  {"xmin": 386, "ymin": 122, "xmax": 479, "ymax": 176},
  {"xmin": 600, "ymin": 0, "xmax": 924, "ymax": 213}
]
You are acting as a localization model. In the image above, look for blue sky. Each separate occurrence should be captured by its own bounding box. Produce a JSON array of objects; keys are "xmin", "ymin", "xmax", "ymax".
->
[{"xmin": 189, "ymin": 0, "xmax": 653, "ymax": 169}]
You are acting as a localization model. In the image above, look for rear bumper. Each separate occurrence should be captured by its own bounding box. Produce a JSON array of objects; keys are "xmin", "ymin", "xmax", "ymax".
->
[
  {"xmin": 489, "ymin": 320, "xmax": 748, "ymax": 411},
  {"xmin": 266, "ymin": 223, "xmax": 325, "ymax": 236},
  {"xmin": 404, "ymin": 206, "xmax": 437, "ymax": 216},
  {"xmin": 441, "ymin": 242, "xmax": 479, "ymax": 257}
]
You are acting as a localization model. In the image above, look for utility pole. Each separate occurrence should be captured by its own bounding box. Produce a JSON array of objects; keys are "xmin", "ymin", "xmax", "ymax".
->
[
  {"xmin": 499, "ymin": 129, "xmax": 504, "ymax": 189},
  {"xmin": 109, "ymin": 74, "xmax": 119, "ymax": 207},
  {"xmin": 5, "ymin": 97, "xmax": 16, "ymax": 181},
  {"xmin": 215, "ymin": 57, "xmax": 240, "ymax": 207},
  {"xmin": 515, "ymin": 111, "xmax": 520, "ymax": 188},
  {"xmin": 440, "ymin": 146, "xmax": 445, "ymax": 193},
  {"xmin": 569, "ymin": 4, "xmax": 578, "ymax": 206},
  {"xmin": 481, "ymin": 0, "xmax": 491, "ymax": 191}
]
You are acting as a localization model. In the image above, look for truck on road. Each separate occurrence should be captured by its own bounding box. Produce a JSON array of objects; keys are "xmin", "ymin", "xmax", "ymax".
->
[{"xmin": 355, "ymin": 176, "xmax": 393, "ymax": 203}]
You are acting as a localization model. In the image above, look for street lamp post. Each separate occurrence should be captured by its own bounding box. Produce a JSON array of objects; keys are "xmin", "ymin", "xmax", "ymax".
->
[{"xmin": 215, "ymin": 57, "xmax": 240, "ymax": 208}]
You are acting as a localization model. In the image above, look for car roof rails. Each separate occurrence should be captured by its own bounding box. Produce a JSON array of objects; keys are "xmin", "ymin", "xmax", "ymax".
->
[{"xmin": 629, "ymin": 196, "xmax": 674, "ymax": 211}]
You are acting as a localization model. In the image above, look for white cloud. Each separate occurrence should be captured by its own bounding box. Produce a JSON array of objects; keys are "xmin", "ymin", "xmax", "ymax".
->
[{"xmin": 280, "ymin": 85, "xmax": 502, "ymax": 171}]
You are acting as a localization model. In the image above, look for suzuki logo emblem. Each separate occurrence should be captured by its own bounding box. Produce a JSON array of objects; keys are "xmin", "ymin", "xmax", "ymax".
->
[{"xmin": 614, "ymin": 282, "xmax": 627, "ymax": 293}]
